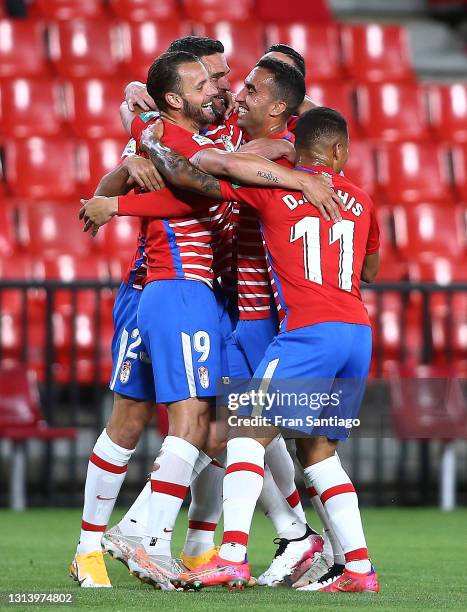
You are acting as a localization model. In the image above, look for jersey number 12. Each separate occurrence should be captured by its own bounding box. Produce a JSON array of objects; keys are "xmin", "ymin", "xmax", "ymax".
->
[{"xmin": 290, "ymin": 217, "xmax": 355, "ymax": 292}]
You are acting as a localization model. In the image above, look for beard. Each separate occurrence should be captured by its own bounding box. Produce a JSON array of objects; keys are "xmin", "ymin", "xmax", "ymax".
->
[
  {"xmin": 182, "ymin": 98, "xmax": 213, "ymax": 128},
  {"xmin": 211, "ymin": 95, "xmax": 227, "ymax": 123}
]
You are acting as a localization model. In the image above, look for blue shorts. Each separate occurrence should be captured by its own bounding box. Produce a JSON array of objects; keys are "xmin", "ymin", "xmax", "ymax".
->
[
  {"xmin": 225, "ymin": 316, "xmax": 279, "ymax": 378},
  {"xmin": 109, "ymin": 282, "xmax": 155, "ymax": 402},
  {"xmin": 247, "ymin": 322, "xmax": 372, "ymax": 440},
  {"xmin": 137, "ymin": 280, "xmax": 223, "ymax": 403}
]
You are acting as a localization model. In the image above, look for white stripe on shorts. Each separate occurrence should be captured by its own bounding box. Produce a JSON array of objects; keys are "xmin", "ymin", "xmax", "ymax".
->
[
  {"xmin": 181, "ymin": 332, "xmax": 197, "ymax": 398},
  {"xmin": 251, "ymin": 358, "xmax": 280, "ymax": 417},
  {"xmin": 109, "ymin": 328, "xmax": 129, "ymax": 390}
]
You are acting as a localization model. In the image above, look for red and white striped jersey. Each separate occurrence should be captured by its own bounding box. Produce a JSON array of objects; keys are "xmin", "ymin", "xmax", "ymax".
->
[{"xmin": 236, "ymin": 128, "xmax": 295, "ymax": 320}]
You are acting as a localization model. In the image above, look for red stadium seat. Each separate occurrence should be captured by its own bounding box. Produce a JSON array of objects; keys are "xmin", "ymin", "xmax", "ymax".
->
[
  {"xmin": 183, "ymin": 0, "xmax": 254, "ymax": 23},
  {"xmin": 99, "ymin": 216, "xmax": 141, "ymax": 262},
  {"xmin": 17, "ymin": 202, "xmax": 99, "ymax": 257},
  {"xmin": 307, "ymin": 82, "xmax": 358, "ymax": 137},
  {"xmin": 451, "ymin": 144, "xmax": 467, "ymax": 201},
  {"xmin": 376, "ymin": 142, "xmax": 453, "ymax": 205},
  {"xmin": 356, "ymin": 83, "xmax": 430, "ymax": 142},
  {"xmin": 35, "ymin": 0, "xmax": 106, "ymax": 20},
  {"xmin": 0, "ymin": 255, "xmax": 46, "ymax": 378},
  {"xmin": 408, "ymin": 256, "xmax": 467, "ymax": 361},
  {"xmin": 265, "ymin": 24, "xmax": 341, "ymax": 83},
  {"xmin": 109, "ymin": 0, "xmax": 180, "ymax": 21},
  {"xmin": 341, "ymin": 24, "xmax": 414, "ymax": 83},
  {"xmin": 195, "ymin": 22, "xmax": 264, "ymax": 80},
  {"xmin": 120, "ymin": 21, "xmax": 192, "ymax": 82},
  {"xmin": 375, "ymin": 206, "xmax": 408, "ymax": 281},
  {"xmin": 48, "ymin": 20, "xmax": 121, "ymax": 78},
  {"xmin": 428, "ymin": 83, "xmax": 467, "ymax": 143},
  {"xmin": 78, "ymin": 137, "xmax": 129, "ymax": 198},
  {"xmin": 344, "ymin": 140, "xmax": 376, "ymax": 196},
  {"xmin": 0, "ymin": 200, "xmax": 16, "ymax": 256},
  {"xmin": 0, "ymin": 19, "xmax": 49, "ymax": 77},
  {"xmin": 0, "ymin": 78, "xmax": 64, "ymax": 138},
  {"xmin": 42, "ymin": 254, "xmax": 114, "ymax": 385},
  {"xmin": 63, "ymin": 78, "xmax": 127, "ymax": 139},
  {"xmin": 393, "ymin": 203, "xmax": 466, "ymax": 258},
  {"xmin": 4, "ymin": 138, "xmax": 79, "ymax": 199}
]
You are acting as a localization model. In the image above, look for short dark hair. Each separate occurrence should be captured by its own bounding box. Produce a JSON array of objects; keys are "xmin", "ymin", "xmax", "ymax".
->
[
  {"xmin": 147, "ymin": 51, "xmax": 201, "ymax": 113},
  {"xmin": 255, "ymin": 57, "xmax": 306, "ymax": 117},
  {"xmin": 295, "ymin": 107, "xmax": 348, "ymax": 152},
  {"xmin": 167, "ymin": 36, "xmax": 224, "ymax": 57},
  {"xmin": 266, "ymin": 43, "xmax": 306, "ymax": 79}
]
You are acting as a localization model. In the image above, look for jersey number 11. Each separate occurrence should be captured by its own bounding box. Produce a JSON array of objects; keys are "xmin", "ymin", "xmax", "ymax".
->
[{"xmin": 290, "ymin": 218, "xmax": 355, "ymax": 292}]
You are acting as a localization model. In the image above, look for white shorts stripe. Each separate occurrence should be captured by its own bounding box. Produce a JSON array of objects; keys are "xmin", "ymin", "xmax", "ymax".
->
[
  {"xmin": 251, "ymin": 358, "xmax": 280, "ymax": 417},
  {"xmin": 109, "ymin": 328, "xmax": 129, "ymax": 390},
  {"xmin": 181, "ymin": 332, "xmax": 197, "ymax": 398}
]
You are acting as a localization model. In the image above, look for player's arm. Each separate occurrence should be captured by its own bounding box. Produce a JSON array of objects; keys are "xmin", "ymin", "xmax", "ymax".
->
[
  {"xmin": 361, "ymin": 201, "xmax": 380, "ymax": 283},
  {"xmin": 238, "ymin": 138, "xmax": 296, "ymax": 163},
  {"xmin": 361, "ymin": 253, "xmax": 380, "ymax": 283},
  {"xmin": 140, "ymin": 122, "xmax": 342, "ymax": 221}
]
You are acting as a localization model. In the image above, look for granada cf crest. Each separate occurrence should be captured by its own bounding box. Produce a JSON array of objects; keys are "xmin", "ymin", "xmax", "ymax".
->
[
  {"xmin": 221, "ymin": 134, "xmax": 235, "ymax": 152},
  {"xmin": 198, "ymin": 366, "xmax": 210, "ymax": 389},
  {"xmin": 119, "ymin": 360, "xmax": 132, "ymax": 384}
]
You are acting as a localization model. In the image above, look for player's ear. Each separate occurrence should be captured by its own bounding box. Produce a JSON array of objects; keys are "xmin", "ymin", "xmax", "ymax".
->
[
  {"xmin": 271, "ymin": 100, "xmax": 287, "ymax": 117},
  {"xmin": 165, "ymin": 92, "xmax": 182, "ymax": 111}
]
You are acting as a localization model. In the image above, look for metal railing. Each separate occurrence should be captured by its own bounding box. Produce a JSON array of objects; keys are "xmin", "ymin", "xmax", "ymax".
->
[{"xmin": 0, "ymin": 280, "xmax": 465, "ymax": 508}]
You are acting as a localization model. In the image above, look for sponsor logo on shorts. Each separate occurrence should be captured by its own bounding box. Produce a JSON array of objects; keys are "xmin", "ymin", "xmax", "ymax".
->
[
  {"xmin": 119, "ymin": 360, "xmax": 132, "ymax": 384},
  {"xmin": 198, "ymin": 366, "xmax": 210, "ymax": 389}
]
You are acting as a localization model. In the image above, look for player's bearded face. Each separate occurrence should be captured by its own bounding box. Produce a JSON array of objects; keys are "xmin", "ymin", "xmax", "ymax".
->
[
  {"xmin": 236, "ymin": 68, "xmax": 277, "ymax": 135},
  {"xmin": 178, "ymin": 63, "xmax": 217, "ymax": 127}
]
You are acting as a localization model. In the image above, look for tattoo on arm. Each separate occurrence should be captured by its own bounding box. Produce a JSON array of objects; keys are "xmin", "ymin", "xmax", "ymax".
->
[
  {"xmin": 256, "ymin": 170, "xmax": 279, "ymax": 183},
  {"xmin": 143, "ymin": 140, "xmax": 222, "ymax": 199}
]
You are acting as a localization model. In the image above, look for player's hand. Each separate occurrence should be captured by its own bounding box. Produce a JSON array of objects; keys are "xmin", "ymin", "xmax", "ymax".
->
[
  {"xmin": 224, "ymin": 91, "xmax": 238, "ymax": 119},
  {"xmin": 297, "ymin": 172, "xmax": 343, "ymax": 223},
  {"xmin": 123, "ymin": 154, "xmax": 165, "ymax": 191},
  {"xmin": 80, "ymin": 196, "xmax": 118, "ymax": 235},
  {"xmin": 239, "ymin": 138, "xmax": 296, "ymax": 163},
  {"xmin": 124, "ymin": 81, "xmax": 156, "ymax": 112}
]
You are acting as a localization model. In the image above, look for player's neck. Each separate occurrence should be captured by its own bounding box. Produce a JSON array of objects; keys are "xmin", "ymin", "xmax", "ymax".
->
[
  {"xmin": 247, "ymin": 119, "xmax": 287, "ymax": 140},
  {"xmin": 296, "ymin": 154, "xmax": 336, "ymax": 173},
  {"xmin": 160, "ymin": 111, "xmax": 201, "ymax": 134}
]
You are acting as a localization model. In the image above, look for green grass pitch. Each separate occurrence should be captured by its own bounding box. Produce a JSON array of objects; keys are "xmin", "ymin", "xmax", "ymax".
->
[{"xmin": 1, "ymin": 507, "xmax": 466, "ymax": 611}]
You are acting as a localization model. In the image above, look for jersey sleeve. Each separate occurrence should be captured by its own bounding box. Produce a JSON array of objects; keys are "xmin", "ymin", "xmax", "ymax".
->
[
  {"xmin": 219, "ymin": 181, "xmax": 268, "ymax": 211},
  {"xmin": 366, "ymin": 202, "xmax": 380, "ymax": 254},
  {"xmin": 117, "ymin": 188, "xmax": 204, "ymax": 218},
  {"xmin": 130, "ymin": 111, "xmax": 161, "ymax": 141}
]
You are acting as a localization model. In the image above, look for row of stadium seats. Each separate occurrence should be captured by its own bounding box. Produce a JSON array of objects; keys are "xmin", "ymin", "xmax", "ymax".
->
[
  {"xmin": 0, "ymin": 200, "xmax": 464, "ymax": 274},
  {"xmin": 1, "ymin": 78, "xmax": 465, "ymax": 144},
  {"xmin": 1, "ymin": 253, "xmax": 464, "ymax": 383},
  {"xmin": 2, "ymin": 136, "xmax": 467, "ymax": 203},
  {"xmin": 18, "ymin": 0, "xmax": 256, "ymax": 24},
  {"xmin": 0, "ymin": 19, "xmax": 417, "ymax": 84}
]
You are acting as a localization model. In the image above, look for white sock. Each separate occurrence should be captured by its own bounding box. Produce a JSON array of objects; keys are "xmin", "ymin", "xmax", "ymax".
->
[
  {"xmin": 303, "ymin": 456, "xmax": 371, "ymax": 574},
  {"xmin": 184, "ymin": 459, "xmax": 224, "ymax": 557},
  {"xmin": 265, "ymin": 435, "xmax": 306, "ymax": 523},
  {"xmin": 143, "ymin": 436, "xmax": 199, "ymax": 556},
  {"xmin": 116, "ymin": 448, "xmax": 213, "ymax": 540},
  {"xmin": 307, "ymin": 484, "xmax": 345, "ymax": 565},
  {"xmin": 78, "ymin": 429, "xmax": 134, "ymax": 554},
  {"xmin": 117, "ymin": 481, "xmax": 151, "ymax": 537},
  {"xmin": 220, "ymin": 438, "xmax": 265, "ymax": 563},
  {"xmin": 259, "ymin": 466, "xmax": 307, "ymax": 540}
]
